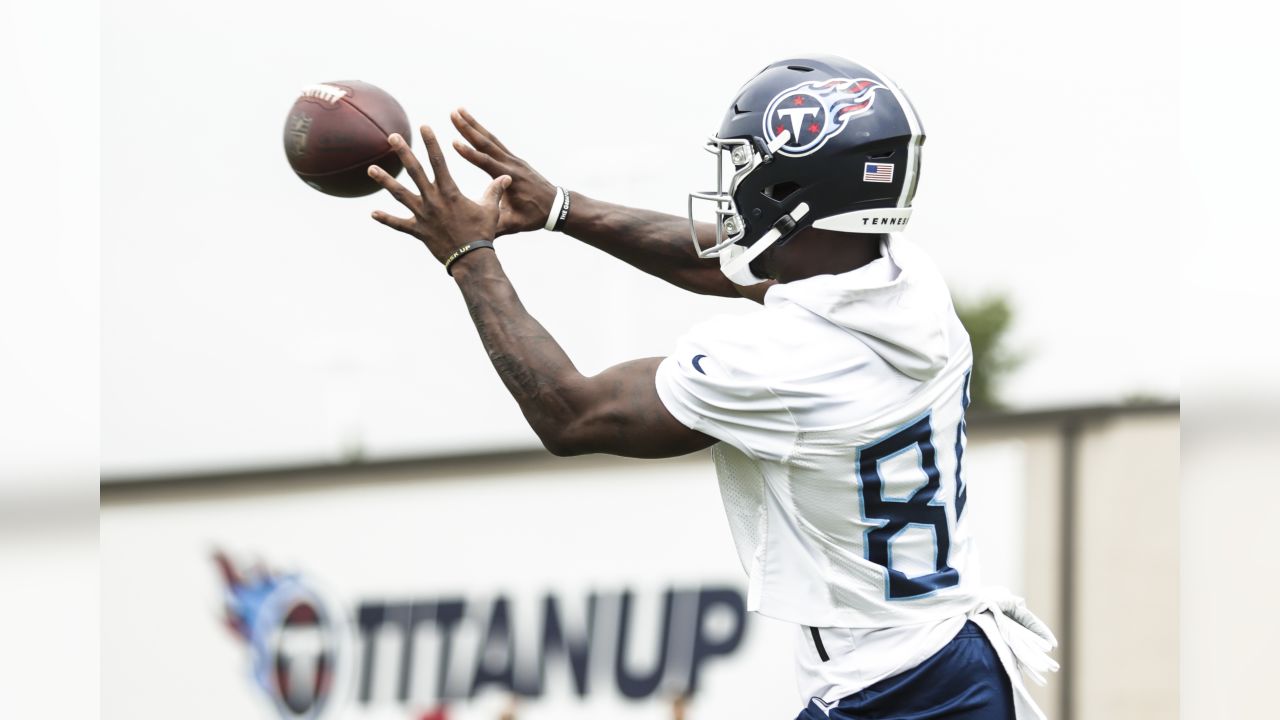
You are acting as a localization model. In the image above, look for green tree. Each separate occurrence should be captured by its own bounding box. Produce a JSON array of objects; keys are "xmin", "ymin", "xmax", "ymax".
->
[{"xmin": 954, "ymin": 294, "xmax": 1025, "ymax": 411}]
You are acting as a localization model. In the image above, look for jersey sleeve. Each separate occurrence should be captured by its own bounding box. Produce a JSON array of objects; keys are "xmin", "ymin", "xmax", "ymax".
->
[{"xmin": 654, "ymin": 318, "xmax": 798, "ymax": 462}]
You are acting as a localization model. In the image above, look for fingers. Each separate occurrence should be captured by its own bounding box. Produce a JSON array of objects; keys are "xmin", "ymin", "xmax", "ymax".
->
[
  {"xmin": 388, "ymin": 134, "xmax": 432, "ymax": 197},
  {"xmin": 461, "ymin": 108, "xmax": 511, "ymax": 151},
  {"xmin": 370, "ymin": 209, "xmax": 417, "ymax": 235},
  {"xmin": 452, "ymin": 139, "xmax": 505, "ymax": 177},
  {"xmin": 418, "ymin": 125, "xmax": 459, "ymax": 195},
  {"xmin": 368, "ymin": 164, "xmax": 421, "ymax": 213},
  {"xmin": 451, "ymin": 108, "xmax": 511, "ymax": 158},
  {"xmin": 481, "ymin": 175, "xmax": 512, "ymax": 211}
]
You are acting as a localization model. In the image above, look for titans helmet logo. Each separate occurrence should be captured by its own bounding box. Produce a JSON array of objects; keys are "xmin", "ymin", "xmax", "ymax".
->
[
  {"xmin": 763, "ymin": 78, "xmax": 884, "ymax": 157},
  {"xmin": 217, "ymin": 553, "xmax": 345, "ymax": 720}
]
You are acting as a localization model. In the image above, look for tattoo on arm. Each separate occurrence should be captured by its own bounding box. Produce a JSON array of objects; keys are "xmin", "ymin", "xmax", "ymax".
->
[{"xmin": 452, "ymin": 249, "xmax": 713, "ymax": 458}]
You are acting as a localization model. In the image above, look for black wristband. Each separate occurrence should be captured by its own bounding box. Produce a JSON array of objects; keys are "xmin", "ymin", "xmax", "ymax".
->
[
  {"xmin": 552, "ymin": 189, "xmax": 571, "ymax": 232},
  {"xmin": 443, "ymin": 240, "xmax": 496, "ymax": 276}
]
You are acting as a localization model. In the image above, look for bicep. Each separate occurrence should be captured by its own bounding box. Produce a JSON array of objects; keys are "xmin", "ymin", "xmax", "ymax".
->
[{"xmin": 561, "ymin": 357, "xmax": 716, "ymax": 458}]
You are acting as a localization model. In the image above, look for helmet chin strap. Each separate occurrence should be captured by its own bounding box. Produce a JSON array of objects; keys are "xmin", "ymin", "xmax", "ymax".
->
[{"xmin": 720, "ymin": 202, "xmax": 810, "ymax": 285}]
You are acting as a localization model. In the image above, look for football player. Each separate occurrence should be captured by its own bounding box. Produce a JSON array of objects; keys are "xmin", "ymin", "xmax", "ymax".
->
[{"xmin": 366, "ymin": 55, "xmax": 1057, "ymax": 719}]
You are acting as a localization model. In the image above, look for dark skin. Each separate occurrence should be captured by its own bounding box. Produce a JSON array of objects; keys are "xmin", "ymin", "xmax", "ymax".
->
[
  {"xmin": 755, "ymin": 227, "xmax": 883, "ymax": 284},
  {"xmin": 447, "ymin": 108, "xmax": 774, "ymax": 303},
  {"xmin": 367, "ymin": 113, "xmax": 883, "ymax": 458}
]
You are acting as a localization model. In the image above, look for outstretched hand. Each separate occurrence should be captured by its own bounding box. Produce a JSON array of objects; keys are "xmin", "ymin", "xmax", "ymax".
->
[
  {"xmin": 450, "ymin": 108, "xmax": 557, "ymax": 236},
  {"xmin": 368, "ymin": 126, "xmax": 510, "ymax": 265}
]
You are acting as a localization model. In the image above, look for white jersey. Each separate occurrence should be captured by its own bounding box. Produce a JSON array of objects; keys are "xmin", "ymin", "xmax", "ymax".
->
[{"xmin": 655, "ymin": 237, "xmax": 1051, "ymax": 715}]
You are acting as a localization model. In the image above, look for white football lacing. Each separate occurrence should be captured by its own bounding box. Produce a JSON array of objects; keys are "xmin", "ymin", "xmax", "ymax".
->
[{"xmin": 299, "ymin": 83, "xmax": 348, "ymax": 104}]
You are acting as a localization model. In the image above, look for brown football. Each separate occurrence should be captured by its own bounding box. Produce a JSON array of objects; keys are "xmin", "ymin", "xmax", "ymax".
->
[{"xmin": 283, "ymin": 80, "xmax": 411, "ymax": 198}]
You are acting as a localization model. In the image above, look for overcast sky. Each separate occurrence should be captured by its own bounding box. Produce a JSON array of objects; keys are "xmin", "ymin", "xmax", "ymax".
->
[{"xmin": 96, "ymin": 0, "xmax": 1179, "ymax": 477}]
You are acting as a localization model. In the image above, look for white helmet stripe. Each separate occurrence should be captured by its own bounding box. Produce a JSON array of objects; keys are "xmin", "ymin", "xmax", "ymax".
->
[{"xmin": 859, "ymin": 63, "xmax": 923, "ymax": 209}]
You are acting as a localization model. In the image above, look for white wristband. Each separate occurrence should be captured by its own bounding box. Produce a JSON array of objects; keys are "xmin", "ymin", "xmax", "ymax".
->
[{"xmin": 544, "ymin": 187, "xmax": 566, "ymax": 231}]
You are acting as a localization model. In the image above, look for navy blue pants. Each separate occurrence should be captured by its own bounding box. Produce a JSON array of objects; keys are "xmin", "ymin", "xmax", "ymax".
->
[{"xmin": 795, "ymin": 622, "xmax": 1014, "ymax": 720}]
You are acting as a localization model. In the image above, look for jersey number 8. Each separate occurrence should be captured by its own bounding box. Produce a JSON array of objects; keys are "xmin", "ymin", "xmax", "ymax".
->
[{"xmin": 856, "ymin": 373, "xmax": 970, "ymax": 600}]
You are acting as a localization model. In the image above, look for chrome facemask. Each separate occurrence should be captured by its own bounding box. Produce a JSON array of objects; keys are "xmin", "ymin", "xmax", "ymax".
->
[
  {"xmin": 687, "ymin": 131, "xmax": 798, "ymax": 285},
  {"xmin": 686, "ymin": 134, "xmax": 780, "ymax": 258}
]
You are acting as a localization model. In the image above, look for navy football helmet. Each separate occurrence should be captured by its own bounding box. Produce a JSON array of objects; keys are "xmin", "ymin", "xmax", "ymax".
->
[{"xmin": 688, "ymin": 55, "xmax": 925, "ymax": 284}]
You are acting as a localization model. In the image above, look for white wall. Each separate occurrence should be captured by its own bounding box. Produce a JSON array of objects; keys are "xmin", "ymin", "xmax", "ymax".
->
[
  {"xmin": 0, "ymin": 1, "xmax": 100, "ymax": 717},
  {"xmin": 1074, "ymin": 415, "xmax": 1179, "ymax": 720},
  {"xmin": 101, "ymin": 442, "xmax": 1031, "ymax": 720},
  {"xmin": 101, "ymin": 0, "xmax": 1180, "ymax": 477}
]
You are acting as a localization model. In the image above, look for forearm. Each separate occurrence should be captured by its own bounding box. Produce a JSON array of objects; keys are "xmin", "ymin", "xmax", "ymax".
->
[
  {"xmin": 448, "ymin": 110, "xmax": 760, "ymax": 299},
  {"xmin": 447, "ymin": 248, "xmax": 712, "ymax": 458},
  {"xmin": 562, "ymin": 193, "xmax": 739, "ymax": 297},
  {"xmin": 448, "ymin": 249, "xmax": 590, "ymax": 451}
]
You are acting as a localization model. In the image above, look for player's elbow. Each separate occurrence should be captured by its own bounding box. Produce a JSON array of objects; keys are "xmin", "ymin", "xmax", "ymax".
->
[
  {"xmin": 530, "ymin": 375, "xmax": 630, "ymax": 457},
  {"xmin": 529, "ymin": 378, "xmax": 605, "ymax": 457},
  {"xmin": 537, "ymin": 426, "xmax": 592, "ymax": 457},
  {"xmin": 535, "ymin": 406, "xmax": 609, "ymax": 457},
  {"xmin": 541, "ymin": 438, "xmax": 584, "ymax": 457}
]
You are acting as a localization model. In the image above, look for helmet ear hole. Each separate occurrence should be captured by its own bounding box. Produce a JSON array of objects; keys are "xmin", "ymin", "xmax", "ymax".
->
[{"xmin": 765, "ymin": 181, "xmax": 802, "ymax": 201}]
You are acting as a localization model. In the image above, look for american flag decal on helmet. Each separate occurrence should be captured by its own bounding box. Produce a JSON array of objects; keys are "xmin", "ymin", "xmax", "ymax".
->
[{"xmin": 863, "ymin": 162, "xmax": 895, "ymax": 183}]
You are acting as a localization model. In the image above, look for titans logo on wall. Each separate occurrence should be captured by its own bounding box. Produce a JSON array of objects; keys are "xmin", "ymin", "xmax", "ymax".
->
[
  {"xmin": 213, "ymin": 551, "xmax": 750, "ymax": 717},
  {"xmin": 763, "ymin": 78, "xmax": 884, "ymax": 157},
  {"xmin": 217, "ymin": 553, "xmax": 349, "ymax": 720}
]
